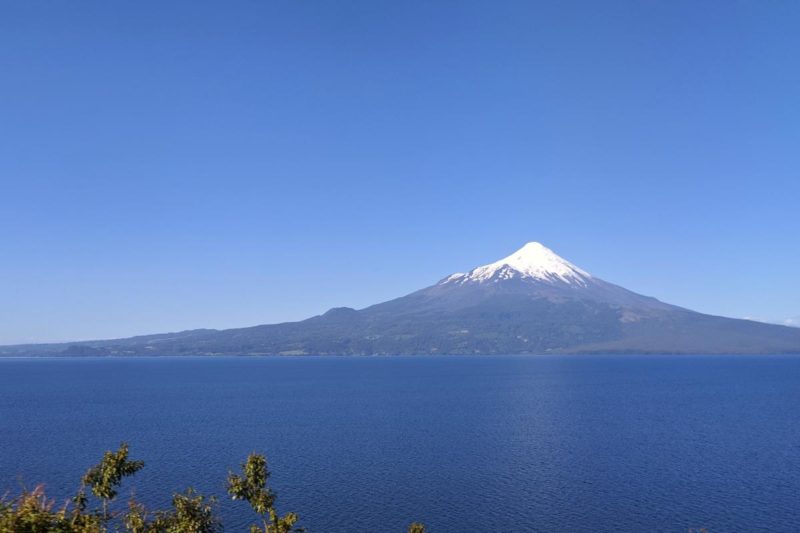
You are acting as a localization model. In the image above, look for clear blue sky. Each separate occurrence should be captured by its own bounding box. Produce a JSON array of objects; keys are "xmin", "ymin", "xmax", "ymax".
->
[{"xmin": 2, "ymin": 1, "xmax": 798, "ymax": 344}]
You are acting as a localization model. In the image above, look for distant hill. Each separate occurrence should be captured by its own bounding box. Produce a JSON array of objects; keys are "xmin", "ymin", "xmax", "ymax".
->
[{"xmin": 3, "ymin": 242, "xmax": 800, "ymax": 356}]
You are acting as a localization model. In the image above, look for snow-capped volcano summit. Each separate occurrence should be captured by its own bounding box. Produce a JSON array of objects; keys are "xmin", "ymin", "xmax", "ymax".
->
[
  {"xmin": 443, "ymin": 242, "xmax": 591, "ymax": 286},
  {"xmin": 431, "ymin": 241, "xmax": 678, "ymax": 312}
]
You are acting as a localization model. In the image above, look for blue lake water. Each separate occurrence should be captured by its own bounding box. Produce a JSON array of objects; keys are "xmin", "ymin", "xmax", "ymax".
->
[{"xmin": 1, "ymin": 355, "xmax": 799, "ymax": 532}]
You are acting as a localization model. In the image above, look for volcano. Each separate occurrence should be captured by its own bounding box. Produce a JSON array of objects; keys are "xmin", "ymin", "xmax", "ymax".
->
[{"xmin": 3, "ymin": 242, "xmax": 800, "ymax": 356}]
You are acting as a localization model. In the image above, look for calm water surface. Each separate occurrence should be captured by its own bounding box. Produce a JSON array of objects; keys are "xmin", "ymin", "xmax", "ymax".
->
[{"xmin": 1, "ymin": 356, "xmax": 799, "ymax": 532}]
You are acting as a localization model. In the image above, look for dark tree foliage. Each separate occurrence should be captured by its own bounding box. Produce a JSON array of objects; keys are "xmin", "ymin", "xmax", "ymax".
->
[
  {"xmin": 79, "ymin": 442, "xmax": 144, "ymax": 520},
  {"xmin": 226, "ymin": 454, "xmax": 300, "ymax": 533},
  {"xmin": 124, "ymin": 489, "xmax": 220, "ymax": 533},
  {"xmin": 0, "ymin": 444, "xmax": 426, "ymax": 533}
]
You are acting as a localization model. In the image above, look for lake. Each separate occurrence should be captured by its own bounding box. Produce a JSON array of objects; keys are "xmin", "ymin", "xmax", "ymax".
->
[{"xmin": 1, "ymin": 355, "xmax": 799, "ymax": 532}]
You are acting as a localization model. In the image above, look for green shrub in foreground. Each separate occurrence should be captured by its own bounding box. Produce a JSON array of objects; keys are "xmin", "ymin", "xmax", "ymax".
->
[{"xmin": 0, "ymin": 444, "xmax": 425, "ymax": 533}]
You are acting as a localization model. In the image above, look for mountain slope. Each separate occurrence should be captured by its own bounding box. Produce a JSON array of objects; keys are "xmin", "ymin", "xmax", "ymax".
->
[{"xmin": 3, "ymin": 242, "xmax": 799, "ymax": 356}]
